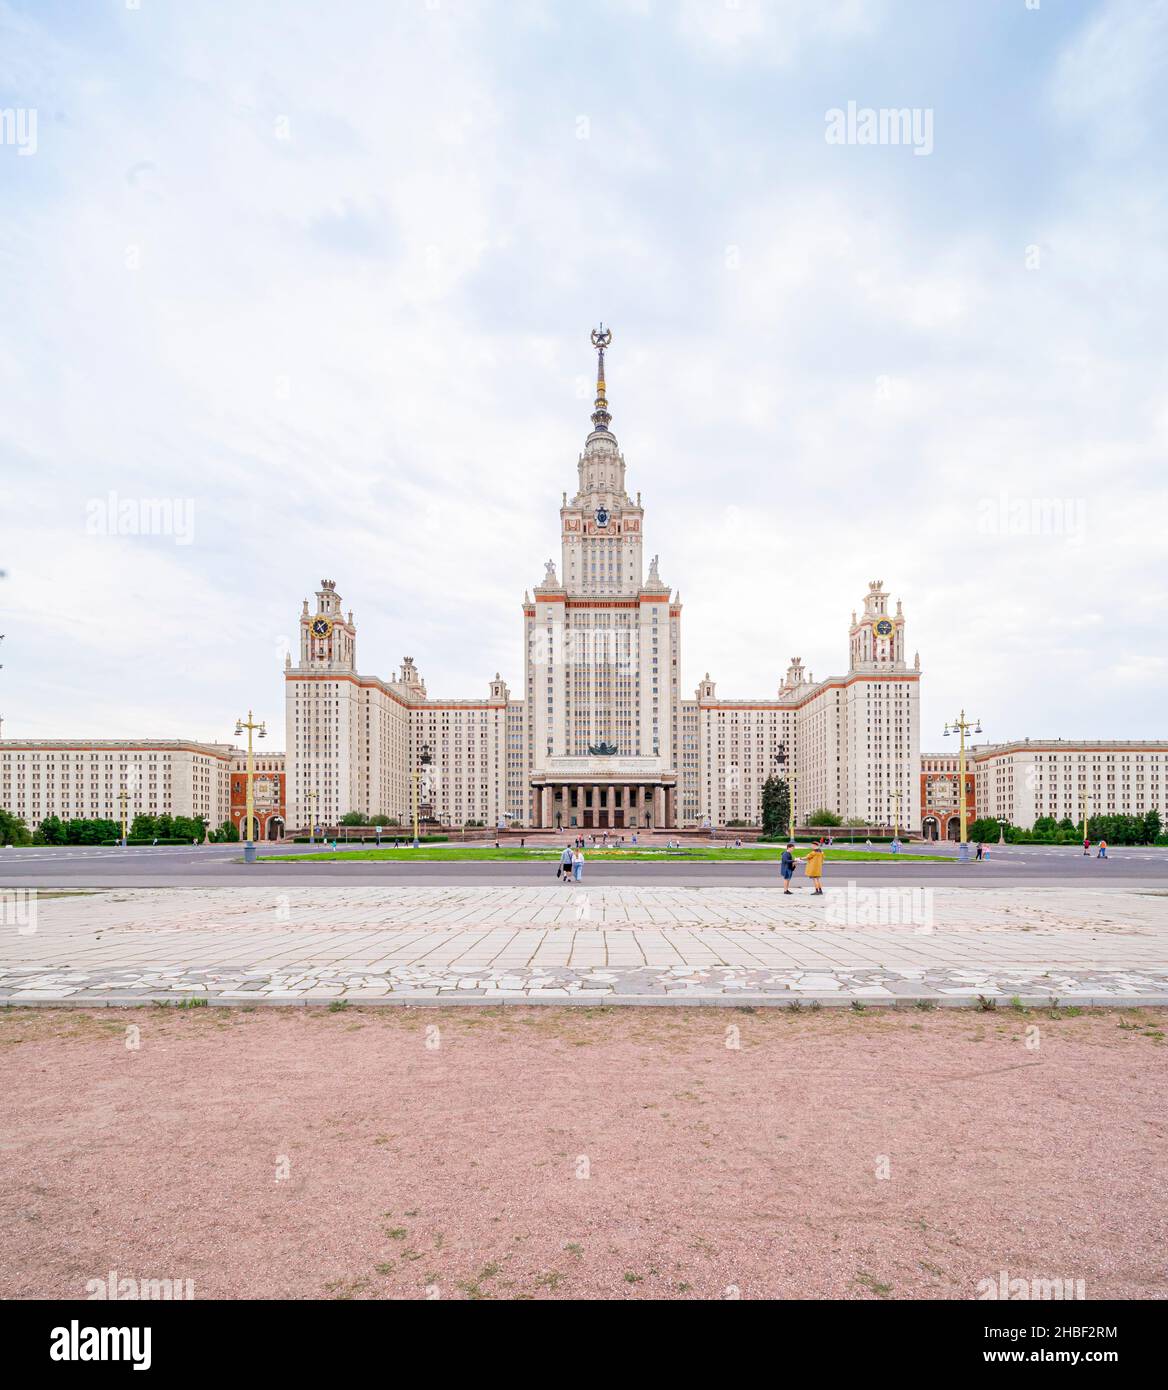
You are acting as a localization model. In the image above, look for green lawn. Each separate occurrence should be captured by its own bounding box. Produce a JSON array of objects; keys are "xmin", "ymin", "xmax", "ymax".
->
[{"xmin": 263, "ymin": 846, "xmax": 950, "ymax": 863}]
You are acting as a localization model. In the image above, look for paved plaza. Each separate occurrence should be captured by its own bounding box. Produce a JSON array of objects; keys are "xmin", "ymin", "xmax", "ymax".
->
[{"xmin": 3, "ymin": 885, "xmax": 1167, "ymax": 1006}]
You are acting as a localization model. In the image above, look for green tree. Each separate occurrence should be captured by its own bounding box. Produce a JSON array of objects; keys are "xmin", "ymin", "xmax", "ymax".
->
[
  {"xmin": 1143, "ymin": 809, "xmax": 1162, "ymax": 845},
  {"xmin": 969, "ymin": 817, "xmax": 1007, "ymax": 843},
  {"xmin": 760, "ymin": 776, "xmax": 790, "ymax": 839},
  {"xmin": 171, "ymin": 815, "xmax": 207, "ymax": 843},
  {"xmin": 0, "ymin": 808, "xmax": 33, "ymax": 845},
  {"xmin": 806, "ymin": 808, "xmax": 842, "ymax": 827},
  {"xmin": 36, "ymin": 814, "xmax": 66, "ymax": 845},
  {"xmin": 130, "ymin": 814, "xmax": 157, "ymax": 839},
  {"xmin": 209, "ymin": 819, "xmax": 239, "ymax": 843},
  {"xmin": 340, "ymin": 811, "xmax": 367, "ymax": 826}
]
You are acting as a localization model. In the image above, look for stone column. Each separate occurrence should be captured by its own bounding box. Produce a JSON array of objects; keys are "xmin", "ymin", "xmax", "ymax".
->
[
  {"xmin": 654, "ymin": 785, "xmax": 665, "ymax": 827},
  {"xmin": 576, "ymin": 785, "xmax": 584, "ymax": 828},
  {"xmin": 605, "ymin": 784, "xmax": 613, "ymax": 829},
  {"xmin": 638, "ymin": 785, "xmax": 647, "ymax": 827},
  {"xmin": 541, "ymin": 786, "xmax": 552, "ymax": 829}
]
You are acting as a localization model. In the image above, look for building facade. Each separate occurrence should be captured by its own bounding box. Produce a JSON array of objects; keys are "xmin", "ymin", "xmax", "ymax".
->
[
  {"xmin": 969, "ymin": 741, "xmax": 1168, "ymax": 830},
  {"xmin": 919, "ymin": 753, "xmax": 977, "ymax": 841},
  {"xmin": 284, "ymin": 328, "xmax": 921, "ymax": 832},
  {"xmin": 229, "ymin": 753, "xmax": 286, "ymax": 840},
  {"xmin": 0, "ymin": 740, "xmax": 236, "ymax": 828}
]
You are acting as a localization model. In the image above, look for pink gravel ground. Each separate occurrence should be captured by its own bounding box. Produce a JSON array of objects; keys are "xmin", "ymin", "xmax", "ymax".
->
[{"xmin": 1, "ymin": 1005, "xmax": 1164, "ymax": 1301}]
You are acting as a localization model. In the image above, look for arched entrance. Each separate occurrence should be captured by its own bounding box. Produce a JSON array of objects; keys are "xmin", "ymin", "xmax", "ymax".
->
[
  {"xmin": 267, "ymin": 816, "xmax": 285, "ymax": 841},
  {"xmin": 946, "ymin": 816, "xmax": 960, "ymax": 842},
  {"xmin": 922, "ymin": 816, "xmax": 939, "ymax": 841}
]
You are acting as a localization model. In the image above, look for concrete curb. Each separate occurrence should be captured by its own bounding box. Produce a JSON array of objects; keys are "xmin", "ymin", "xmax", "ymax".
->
[{"xmin": 3, "ymin": 993, "xmax": 1167, "ymax": 1010}]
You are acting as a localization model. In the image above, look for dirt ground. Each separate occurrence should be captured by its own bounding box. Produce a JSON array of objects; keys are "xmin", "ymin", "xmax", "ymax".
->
[{"xmin": 1, "ymin": 1004, "xmax": 1164, "ymax": 1300}]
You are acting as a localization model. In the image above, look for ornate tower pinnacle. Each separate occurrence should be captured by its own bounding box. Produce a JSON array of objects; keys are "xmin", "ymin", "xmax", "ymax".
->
[{"xmin": 589, "ymin": 322, "xmax": 612, "ymax": 434}]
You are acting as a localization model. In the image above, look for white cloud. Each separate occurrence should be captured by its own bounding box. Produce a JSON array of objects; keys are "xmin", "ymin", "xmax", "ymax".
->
[{"xmin": 0, "ymin": 0, "xmax": 1164, "ymax": 751}]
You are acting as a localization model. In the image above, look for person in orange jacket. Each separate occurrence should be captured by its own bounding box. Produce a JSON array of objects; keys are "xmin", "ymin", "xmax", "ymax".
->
[{"xmin": 805, "ymin": 842, "xmax": 825, "ymax": 895}]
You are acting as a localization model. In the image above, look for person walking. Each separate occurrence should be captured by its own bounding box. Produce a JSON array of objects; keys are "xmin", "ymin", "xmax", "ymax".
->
[
  {"xmin": 780, "ymin": 842, "xmax": 796, "ymax": 894},
  {"xmin": 558, "ymin": 843, "xmax": 573, "ymax": 883},
  {"xmin": 572, "ymin": 847, "xmax": 584, "ymax": 882},
  {"xmin": 1083, "ymin": 838, "xmax": 1091, "ymax": 856},
  {"xmin": 975, "ymin": 842, "xmax": 984, "ymax": 861},
  {"xmin": 805, "ymin": 842, "xmax": 825, "ymax": 895},
  {"xmin": 1098, "ymin": 839, "xmax": 1108, "ymax": 859}
]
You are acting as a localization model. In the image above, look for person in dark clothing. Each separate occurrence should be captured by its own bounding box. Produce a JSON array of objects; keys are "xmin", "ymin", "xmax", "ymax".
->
[{"xmin": 780, "ymin": 842, "xmax": 796, "ymax": 894}]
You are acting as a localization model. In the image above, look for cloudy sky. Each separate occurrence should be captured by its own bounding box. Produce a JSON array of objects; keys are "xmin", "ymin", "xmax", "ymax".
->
[{"xmin": 1, "ymin": 0, "xmax": 1164, "ymax": 752}]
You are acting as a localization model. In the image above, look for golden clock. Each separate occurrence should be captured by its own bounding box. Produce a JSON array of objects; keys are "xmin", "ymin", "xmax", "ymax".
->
[
  {"xmin": 873, "ymin": 618, "xmax": 894, "ymax": 638},
  {"xmin": 310, "ymin": 616, "xmax": 333, "ymax": 639}
]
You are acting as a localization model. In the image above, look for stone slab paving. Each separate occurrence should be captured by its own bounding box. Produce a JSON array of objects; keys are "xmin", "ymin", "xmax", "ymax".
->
[{"xmin": 2, "ymin": 885, "xmax": 1166, "ymax": 1006}]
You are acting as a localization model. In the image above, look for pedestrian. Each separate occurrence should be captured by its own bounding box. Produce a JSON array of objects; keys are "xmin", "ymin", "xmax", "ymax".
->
[
  {"xmin": 1098, "ymin": 839, "xmax": 1108, "ymax": 859},
  {"xmin": 891, "ymin": 836, "xmax": 901, "ymax": 854},
  {"xmin": 975, "ymin": 842, "xmax": 984, "ymax": 861},
  {"xmin": 572, "ymin": 847, "xmax": 584, "ymax": 882},
  {"xmin": 805, "ymin": 842, "xmax": 825, "ymax": 895},
  {"xmin": 780, "ymin": 841, "xmax": 796, "ymax": 894},
  {"xmin": 1083, "ymin": 838, "xmax": 1091, "ymax": 856},
  {"xmin": 558, "ymin": 843, "xmax": 573, "ymax": 883},
  {"xmin": 521, "ymin": 837, "xmax": 525, "ymax": 848}
]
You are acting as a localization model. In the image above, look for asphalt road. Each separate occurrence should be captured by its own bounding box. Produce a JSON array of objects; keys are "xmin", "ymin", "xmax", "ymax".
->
[{"xmin": 2, "ymin": 842, "xmax": 1167, "ymax": 888}]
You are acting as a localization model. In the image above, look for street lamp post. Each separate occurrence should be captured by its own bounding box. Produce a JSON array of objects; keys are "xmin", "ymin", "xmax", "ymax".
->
[
  {"xmin": 306, "ymin": 790, "xmax": 317, "ymax": 847},
  {"xmin": 1080, "ymin": 790, "xmax": 1090, "ymax": 845},
  {"xmin": 234, "ymin": 710, "xmax": 267, "ymax": 864},
  {"xmin": 412, "ymin": 742, "xmax": 433, "ymax": 849},
  {"xmin": 891, "ymin": 789, "xmax": 901, "ymax": 838},
  {"xmin": 775, "ymin": 744, "xmax": 797, "ymax": 841},
  {"xmin": 943, "ymin": 710, "xmax": 982, "ymax": 861},
  {"xmin": 118, "ymin": 787, "xmax": 129, "ymax": 848}
]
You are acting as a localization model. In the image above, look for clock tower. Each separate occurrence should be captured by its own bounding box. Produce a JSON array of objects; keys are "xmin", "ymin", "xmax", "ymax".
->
[
  {"xmin": 299, "ymin": 579, "xmax": 356, "ymax": 671},
  {"xmin": 849, "ymin": 579, "xmax": 908, "ymax": 672}
]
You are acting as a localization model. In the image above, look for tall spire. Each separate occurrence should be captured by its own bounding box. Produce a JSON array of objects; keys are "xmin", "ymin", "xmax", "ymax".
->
[{"xmin": 589, "ymin": 322, "xmax": 613, "ymax": 433}]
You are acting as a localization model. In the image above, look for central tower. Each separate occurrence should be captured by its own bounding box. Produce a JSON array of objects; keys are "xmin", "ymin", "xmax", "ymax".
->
[
  {"xmin": 559, "ymin": 324, "xmax": 645, "ymax": 595},
  {"xmin": 522, "ymin": 327, "xmax": 683, "ymax": 829}
]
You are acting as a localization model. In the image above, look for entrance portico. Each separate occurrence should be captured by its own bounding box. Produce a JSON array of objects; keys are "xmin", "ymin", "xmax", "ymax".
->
[{"xmin": 530, "ymin": 755, "xmax": 677, "ymax": 830}]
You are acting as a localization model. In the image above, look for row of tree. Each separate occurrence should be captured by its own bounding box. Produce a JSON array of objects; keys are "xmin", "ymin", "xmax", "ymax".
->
[
  {"xmin": 968, "ymin": 811, "xmax": 1165, "ymax": 846},
  {"xmin": 33, "ymin": 813, "xmax": 211, "ymax": 844}
]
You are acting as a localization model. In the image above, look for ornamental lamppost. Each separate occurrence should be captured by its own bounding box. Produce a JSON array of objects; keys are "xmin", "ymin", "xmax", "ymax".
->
[
  {"xmin": 412, "ymin": 742, "xmax": 433, "ymax": 849},
  {"xmin": 891, "ymin": 789, "xmax": 901, "ymax": 838},
  {"xmin": 118, "ymin": 786, "xmax": 130, "ymax": 848},
  {"xmin": 1080, "ymin": 789, "xmax": 1091, "ymax": 846},
  {"xmin": 943, "ymin": 710, "xmax": 982, "ymax": 859},
  {"xmin": 775, "ymin": 743, "xmax": 797, "ymax": 840},
  {"xmin": 234, "ymin": 710, "xmax": 267, "ymax": 863}
]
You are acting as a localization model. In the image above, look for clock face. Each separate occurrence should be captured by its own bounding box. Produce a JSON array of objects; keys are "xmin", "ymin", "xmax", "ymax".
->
[
  {"xmin": 310, "ymin": 616, "xmax": 333, "ymax": 639},
  {"xmin": 873, "ymin": 618, "xmax": 894, "ymax": 638},
  {"xmin": 595, "ymin": 507, "xmax": 610, "ymax": 528}
]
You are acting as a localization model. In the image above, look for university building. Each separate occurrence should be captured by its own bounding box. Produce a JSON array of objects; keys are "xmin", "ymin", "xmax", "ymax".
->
[
  {"xmin": 0, "ymin": 741, "xmax": 236, "ymax": 828},
  {"xmin": 284, "ymin": 329, "xmax": 921, "ymax": 832},
  {"xmin": 971, "ymin": 741, "xmax": 1168, "ymax": 830}
]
